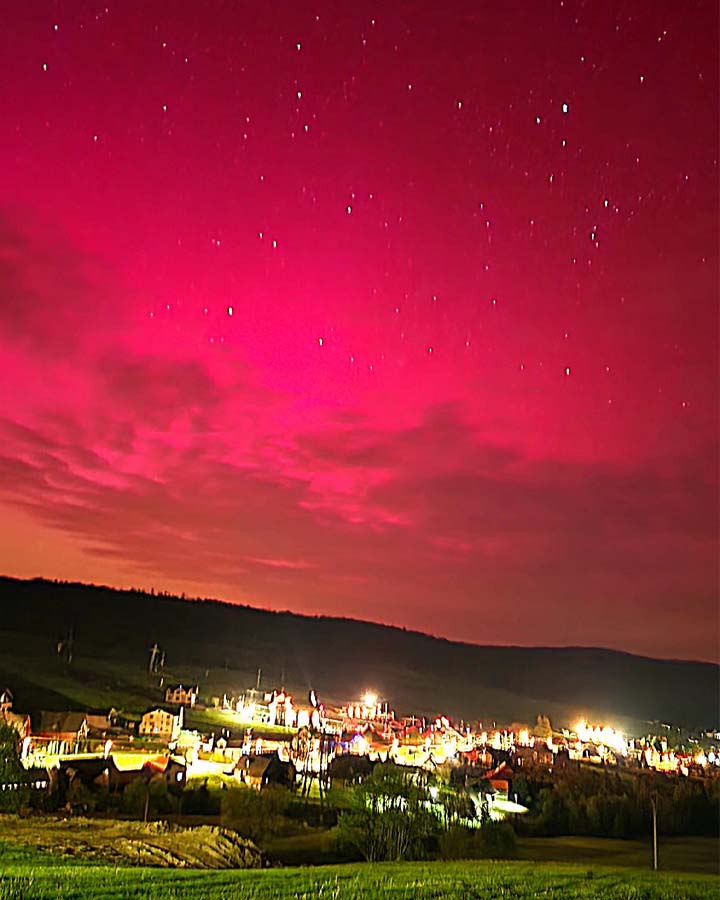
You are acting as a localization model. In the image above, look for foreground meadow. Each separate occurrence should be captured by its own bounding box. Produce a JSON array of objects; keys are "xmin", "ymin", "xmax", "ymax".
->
[
  {"xmin": 1, "ymin": 859, "xmax": 718, "ymax": 900},
  {"xmin": 1, "ymin": 819, "xmax": 717, "ymax": 899}
]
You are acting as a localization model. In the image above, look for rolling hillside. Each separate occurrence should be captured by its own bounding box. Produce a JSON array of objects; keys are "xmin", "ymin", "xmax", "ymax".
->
[{"xmin": 0, "ymin": 576, "xmax": 716, "ymax": 729}]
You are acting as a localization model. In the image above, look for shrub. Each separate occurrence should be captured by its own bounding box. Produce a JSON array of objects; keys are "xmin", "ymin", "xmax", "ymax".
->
[
  {"xmin": 121, "ymin": 778, "xmax": 174, "ymax": 818},
  {"xmin": 335, "ymin": 763, "xmax": 440, "ymax": 862},
  {"xmin": 66, "ymin": 779, "xmax": 96, "ymax": 815},
  {"xmin": 0, "ymin": 724, "xmax": 29, "ymax": 812},
  {"xmin": 180, "ymin": 783, "xmax": 221, "ymax": 816},
  {"xmin": 221, "ymin": 786, "xmax": 290, "ymax": 842},
  {"xmin": 122, "ymin": 779, "xmax": 150, "ymax": 818},
  {"xmin": 438, "ymin": 825, "xmax": 476, "ymax": 859}
]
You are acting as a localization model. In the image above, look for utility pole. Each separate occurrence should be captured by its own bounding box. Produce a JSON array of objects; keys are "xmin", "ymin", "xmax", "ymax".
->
[
  {"xmin": 651, "ymin": 795, "xmax": 658, "ymax": 871},
  {"xmin": 148, "ymin": 643, "xmax": 160, "ymax": 674},
  {"xmin": 57, "ymin": 627, "xmax": 75, "ymax": 664},
  {"xmin": 255, "ymin": 667, "xmax": 262, "ymax": 692}
]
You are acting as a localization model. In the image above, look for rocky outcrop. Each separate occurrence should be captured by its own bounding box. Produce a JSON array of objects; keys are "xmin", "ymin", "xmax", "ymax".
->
[{"xmin": 28, "ymin": 819, "xmax": 266, "ymax": 869}]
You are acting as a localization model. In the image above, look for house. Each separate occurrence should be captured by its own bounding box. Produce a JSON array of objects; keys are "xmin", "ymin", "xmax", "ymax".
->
[
  {"xmin": 553, "ymin": 747, "xmax": 580, "ymax": 771},
  {"xmin": 513, "ymin": 744, "xmax": 553, "ymax": 768},
  {"xmin": 485, "ymin": 761, "xmax": 514, "ymax": 797},
  {"xmin": 164, "ymin": 684, "xmax": 198, "ymax": 708},
  {"xmin": 48, "ymin": 754, "xmax": 185, "ymax": 803},
  {"xmin": 140, "ymin": 754, "xmax": 187, "ymax": 793},
  {"xmin": 86, "ymin": 713, "xmax": 111, "ymax": 736},
  {"xmin": 139, "ymin": 707, "xmax": 183, "ymax": 741},
  {"xmin": 213, "ymin": 737, "xmax": 246, "ymax": 764},
  {"xmin": 159, "ymin": 756, "xmax": 187, "ymax": 793},
  {"xmin": 60, "ymin": 756, "xmax": 116, "ymax": 791},
  {"xmin": 107, "ymin": 708, "xmax": 138, "ymax": 734},
  {"xmin": 22, "ymin": 765, "xmax": 50, "ymax": 800},
  {"xmin": 35, "ymin": 711, "xmax": 89, "ymax": 743},
  {"xmin": 237, "ymin": 752, "xmax": 295, "ymax": 789},
  {"xmin": 0, "ymin": 689, "xmax": 30, "ymax": 740},
  {"xmin": 328, "ymin": 753, "xmax": 374, "ymax": 788},
  {"xmin": 0, "ymin": 707, "xmax": 31, "ymax": 740},
  {"xmin": 237, "ymin": 755, "xmax": 271, "ymax": 789}
]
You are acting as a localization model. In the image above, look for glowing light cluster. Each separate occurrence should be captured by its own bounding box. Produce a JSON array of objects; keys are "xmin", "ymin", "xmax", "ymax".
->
[{"xmin": 574, "ymin": 720, "xmax": 627, "ymax": 755}]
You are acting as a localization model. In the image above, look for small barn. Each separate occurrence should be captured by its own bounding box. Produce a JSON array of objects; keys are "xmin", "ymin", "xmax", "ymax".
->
[
  {"xmin": 35, "ymin": 711, "xmax": 89, "ymax": 743},
  {"xmin": 237, "ymin": 752, "xmax": 295, "ymax": 789},
  {"xmin": 328, "ymin": 754, "xmax": 374, "ymax": 788},
  {"xmin": 484, "ymin": 762, "xmax": 514, "ymax": 798}
]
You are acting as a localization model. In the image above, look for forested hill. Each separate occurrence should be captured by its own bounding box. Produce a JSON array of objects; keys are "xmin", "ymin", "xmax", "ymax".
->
[{"xmin": 0, "ymin": 576, "xmax": 717, "ymax": 729}]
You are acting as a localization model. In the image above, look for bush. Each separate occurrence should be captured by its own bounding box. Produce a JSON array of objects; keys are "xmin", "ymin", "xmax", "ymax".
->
[
  {"xmin": 122, "ymin": 779, "xmax": 151, "ymax": 818},
  {"xmin": 0, "ymin": 724, "xmax": 29, "ymax": 812},
  {"xmin": 221, "ymin": 786, "xmax": 290, "ymax": 842},
  {"xmin": 438, "ymin": 825, "xmax": 476, "ymax": 859},
  {"xmin": 180, "ymin": 783, "xmax": 221, "ymax": 816},
  {"xmin": 66, "ymin": 779, "xmax": 97, "ymax": 815},
  {"xmin": 335, "ymin": 763, "xmax": 440, "ymax": 862},
  {"xmin": 121, "ymin": 778, "xmax": 175, "ymax": 819}
]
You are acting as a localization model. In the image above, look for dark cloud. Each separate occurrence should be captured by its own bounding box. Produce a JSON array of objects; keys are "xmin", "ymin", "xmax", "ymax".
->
[{"xmin": 0, "ymin": 211, "xmax": 124, "ymax": 354}]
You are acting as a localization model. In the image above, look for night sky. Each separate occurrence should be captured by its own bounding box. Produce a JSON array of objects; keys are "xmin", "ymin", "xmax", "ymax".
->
[{"xmin": 0, "ymin": 2, "xmax": 717, "ymax": 661}]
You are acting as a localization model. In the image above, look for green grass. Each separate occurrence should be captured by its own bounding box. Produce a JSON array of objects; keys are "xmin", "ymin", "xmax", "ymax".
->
[
  {"xmin": 263, "ymin": 831, "xmax": 720, "ymax": 873},
  {"xmin": 0, "ymin": 819, "xmax": 717, "ymax": 898},
  {"xmin": 183, "ymin": 707, "xmax": 296, "ymax": 738},
  {"xmin": 265, "ymin": 828, "xmax": 348, "ymax": 865},
  {"xmin": 0, "ymin": 860, "xmax": 717, "ymax": 900},
  {"xmin": 516, "ymin": 836, "xmax": 720, "ymax": 875}
]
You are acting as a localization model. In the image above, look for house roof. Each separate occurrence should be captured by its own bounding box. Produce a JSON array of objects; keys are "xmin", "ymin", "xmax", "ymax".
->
[
  {"xmin": 143, "ymin": 755, "xmax": 173, "ymax": 773},
  {"xmin": 86, "ymin": 714, "xmax": 110, "ymax": 730},
  {"xmin": 60, "ymin": 757, "xmax": 115, "ymax": 780},
  {"xmin": 36, "ymin": 711, "xmax": 87, "ymax": 734},
  {"xmin": 247, "ymin": 756, "xmax": 272, "ymax": 778},
  {"xmin": 485, "ymin": 761, "xmax": 514, "ymax": 783}
]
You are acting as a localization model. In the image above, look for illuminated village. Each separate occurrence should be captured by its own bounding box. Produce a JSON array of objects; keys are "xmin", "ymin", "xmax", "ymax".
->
[{"xmin": 2, "ymin": 680, "xmax": 718, "ymax": 815}]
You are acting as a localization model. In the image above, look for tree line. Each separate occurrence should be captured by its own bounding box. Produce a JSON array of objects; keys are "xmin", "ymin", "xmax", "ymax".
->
[{"xmin": 513, "ymin": 767, "xmax": 719, "ymax": 839}]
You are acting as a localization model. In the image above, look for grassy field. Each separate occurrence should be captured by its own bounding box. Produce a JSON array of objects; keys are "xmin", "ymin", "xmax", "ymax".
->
[
  {"xmin": 262, "ymin": 831, "xmax": 720, "ymax": 874},
  {"xmin": 2, "ymin": 815, "xmax": 717, "ymax": 873},
  {"xmin": 516, "ymin": 836, "xmax": 719, "ymax": 875},
  {"xmin": 0, "ymin": 858, "xmax": 717, "ymax": 900},
  {"xmin": 1, "ymin": 819, "xmax": 716, "ymax": 899}
]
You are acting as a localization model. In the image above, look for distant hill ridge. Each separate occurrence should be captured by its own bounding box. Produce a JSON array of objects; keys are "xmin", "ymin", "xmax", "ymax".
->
[{"xmin": 0, "ymin": 576, "xmax": 717, "ymax": 729}]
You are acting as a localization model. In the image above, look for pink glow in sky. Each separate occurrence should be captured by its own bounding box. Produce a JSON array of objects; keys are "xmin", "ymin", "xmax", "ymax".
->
[{"xmin": 0, "ymin": 2, "xmax": 717, "ymax": 660}]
